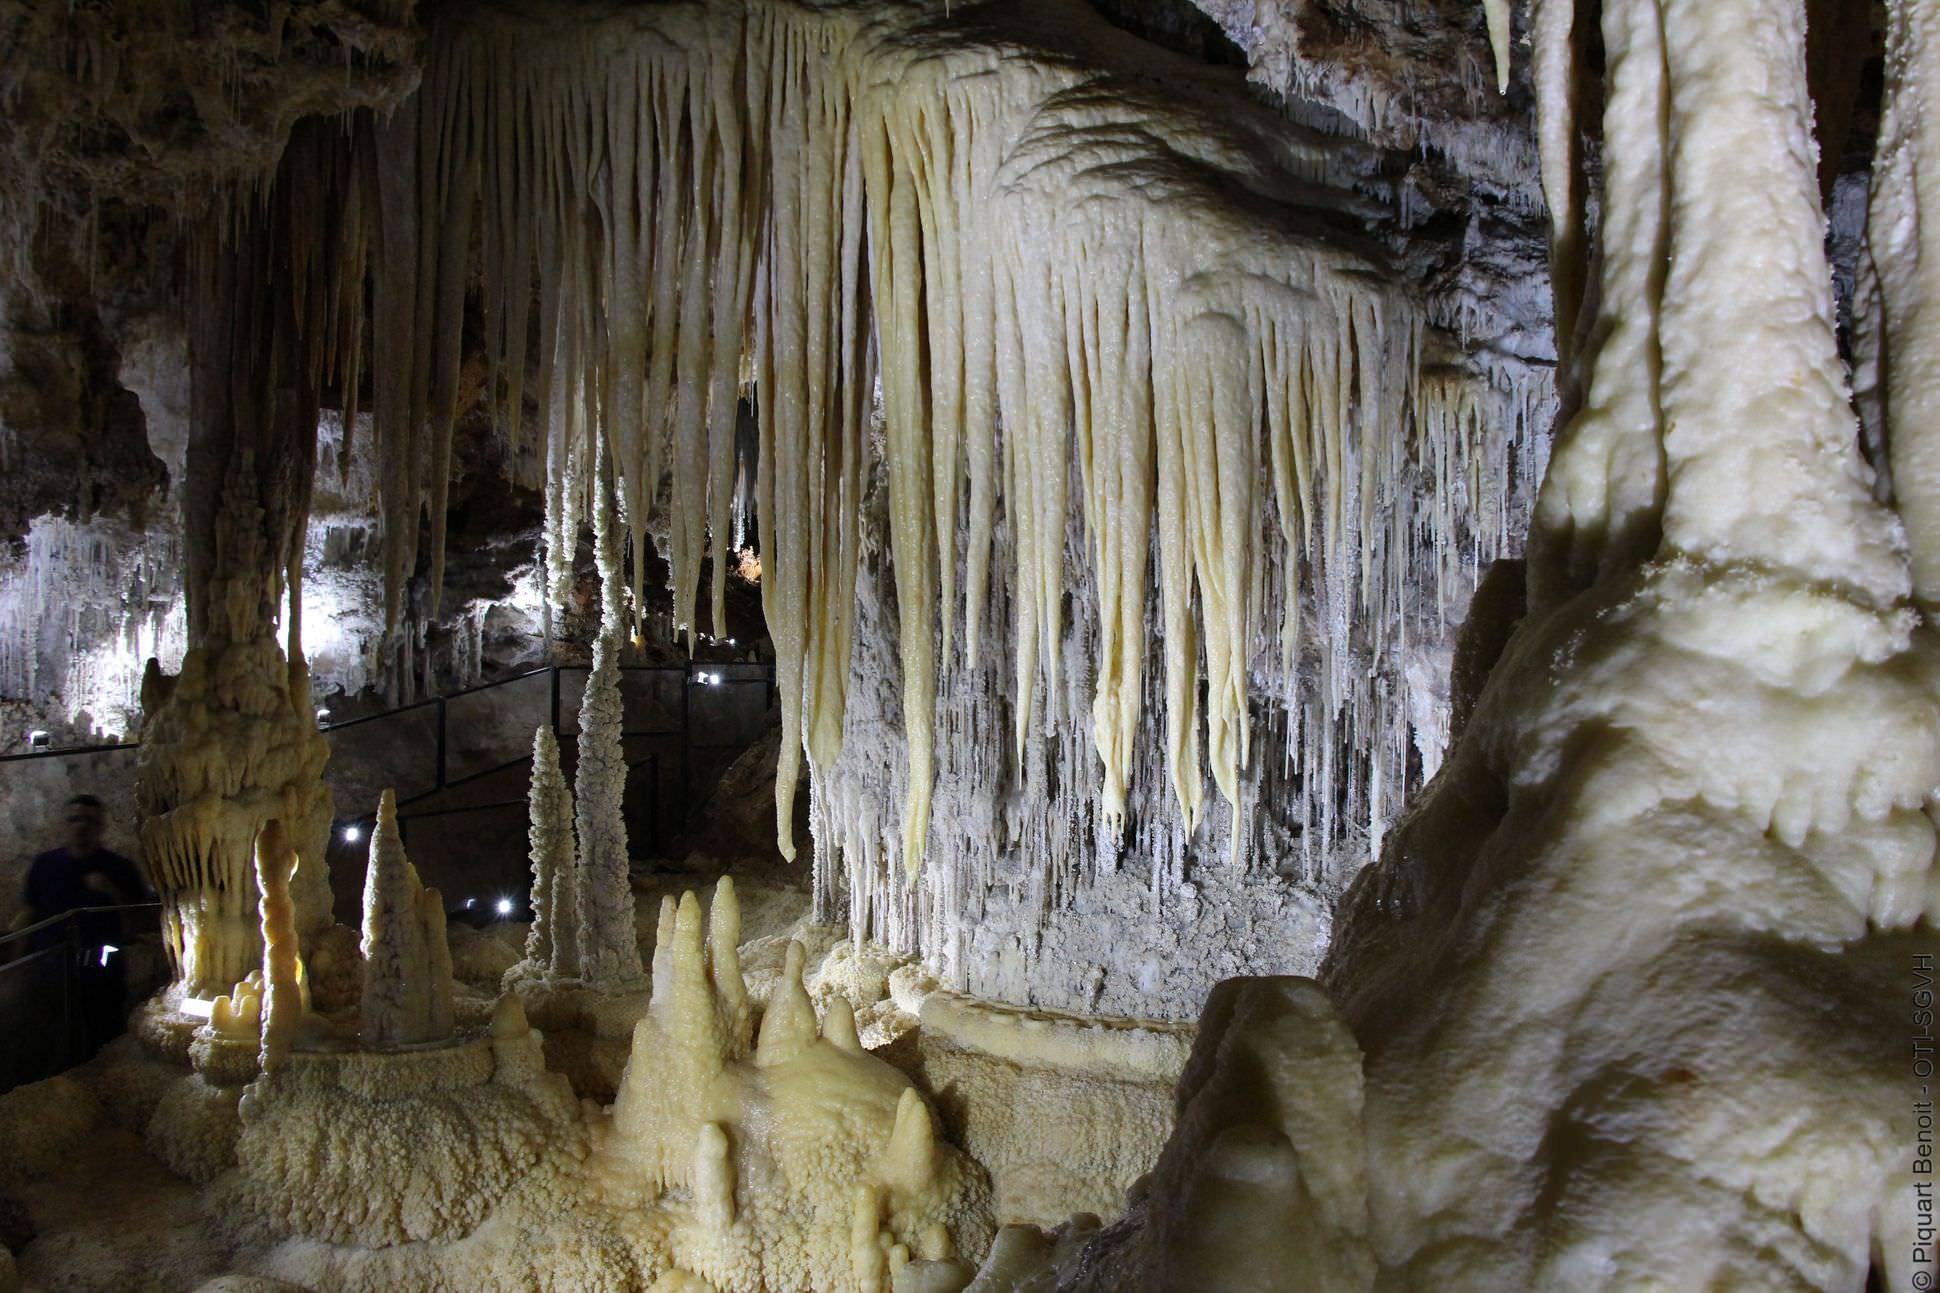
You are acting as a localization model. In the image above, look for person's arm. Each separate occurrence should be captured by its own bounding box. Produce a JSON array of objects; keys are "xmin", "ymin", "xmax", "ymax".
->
[
  {"xmin": 78, "ymin": 854, "xmax": 143, "ymax": 904},
  {"xmin": 3, "ymin": 870, "xmax": 42, "ymax": 964},
  {"xmin": 97, "ymin": 853, "xmax": 152, "ymax": 905}
]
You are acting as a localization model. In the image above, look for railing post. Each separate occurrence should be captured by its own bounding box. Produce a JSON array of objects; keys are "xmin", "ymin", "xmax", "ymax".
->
[{"xmin": 649, "ymin": 752, "xmax": 660, "ymax": 854}]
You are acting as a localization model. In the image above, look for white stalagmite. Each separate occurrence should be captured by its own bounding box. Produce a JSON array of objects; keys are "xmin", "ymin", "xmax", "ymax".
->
[
  {"xmin": 708, "ymin": 876, "xmax": 750, "ymax": 1053},
  {"xmin": 359, "ymin": 788, "xmax": 453, "ymax": 1048},
  {"xmin": 523, "ymin": 724, "xmax": 578, "ymax": 978},
  {"xmin": 574, "ymin": 636, "xmax": 644, "ymax": 988},
  {"xmin": 596, "ymin": 881, "xmax": 992, "ymax": 1290}
]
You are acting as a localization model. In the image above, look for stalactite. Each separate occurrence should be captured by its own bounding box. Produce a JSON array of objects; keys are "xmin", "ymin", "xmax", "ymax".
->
[{"xmin": 334, "ymin": 0, "xmax": 1542, "ymax": 939}]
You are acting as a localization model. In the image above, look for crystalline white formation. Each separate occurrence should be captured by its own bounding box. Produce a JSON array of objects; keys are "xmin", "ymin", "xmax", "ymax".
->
[
  {"xmin": 987, "ymin": 0, "xmax": 1940, "ymax": 1288},
  {"xmin": 573, "ymin": 636, "xmax": 646, "ymax": 990},
  {"xmin": 335, "ymin": 0, "xmax": 1541, "ymax": 942},
  {"xmin": 359, "ymin": 788, "xmax": 455, "ymax": 1048},
  {"xmin": 521, "ymin": 723, "xmax": 578, "ymax": 979},
  {"xmin": 593, "ymin": 878, "xmax": 992, "ymax": 1292}
]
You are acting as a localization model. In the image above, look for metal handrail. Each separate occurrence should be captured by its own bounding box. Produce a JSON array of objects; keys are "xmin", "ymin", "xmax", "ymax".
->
[
  {"xmin": 2, "ymin": 660, "xmax": 775, "ymax": 761},
  {"xmin": 0, "ymin": 739, "xmax": 138, "ymax": 764},
  {"xmin": 394, "ymin": 751, "xmax": 663, "ymax": 851},
  {"xmin": 0, "ymin": 901, "xmax": 162, "ymax": 952},
  {"xmin": 320, "ymin": 663, "xmax": 558, "ymax": 731}
]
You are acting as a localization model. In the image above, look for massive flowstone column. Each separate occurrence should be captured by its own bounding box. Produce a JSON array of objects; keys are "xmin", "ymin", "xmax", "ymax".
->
[
  {"xmin": 134, "ymin": 120, "xmax": 361, "ymax": 996},
  {"xmin": 1866, "ymin": 0, "xmax": 1940, "ymax": 605},
  {"xmin": 1017, "ymin": 0, "xmax": 1940, "ymax": 1288}
]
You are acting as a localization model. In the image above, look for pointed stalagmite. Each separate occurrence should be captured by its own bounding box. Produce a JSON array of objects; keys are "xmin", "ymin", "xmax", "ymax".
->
[
  {"xmin": 755, "ymin": 939, "xmax": 818, "ymax": 1067},
  {"xmin": 694, "ymin": 1122, "xmax": 736, "ymax": 1231},
  {"xmin": 852, "ymin": 1184, "xmax": 886, "ymax": 1293},
  {"xmin": 524, "ymin": 724, "xmax": 577, "ymax": 977},
  {"xmin": 650, "ymin": 893, "xmax": 678, "ymax": 997},
  {"xmin": 879, "ymin": 1087, "xmax": 938, "ymax": 1199},
  {"xmin": 708, "ymin": 876, "xmax": 750, "ymax": 1055},
  {"xmin": 822, "ymin": 995, "xmax": 862, "ymax": 1054},
  {"xmin": 359, "ymin": 789, "xmax": 453, "ymax": 1048}
]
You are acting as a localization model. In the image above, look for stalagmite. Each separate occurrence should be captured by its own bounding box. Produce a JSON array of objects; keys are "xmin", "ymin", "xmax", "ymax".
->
[
  {"xmin": 823, "ymin": 995, "xmax": 862, "ymax": 1054},
  {"xmin": 253, "ymin": 818, "xmax": 309, "ymax": 1074},
  {"xmin": 210, "ymin": 978, "xmax": 263, "ymax": 1040},
  {"xmin": 879, "ymin": 1088, "xmax": 939, "ymax": 1200},
  {"xmin": 708, "ymin": 876, "xmax": 750, "ymax": 1052},
  {"xmin": 593, "ymin": 882, "xmax": 991, "ymax": 1289},
  {"xmin": 523, "ymin": 724, "xmax": 578, "ymax": 978},
  {"xmin": 574, "ymin": 636, "xmax": 644, "ymax": 988},
  {"xmin": 754, "ymin": 939, "xmax": 818, "ymax": 1067},
  {"xmin": 359, "ymin": 789, "xmax": 453, "ymax": 1048},
  {"xmin": 694, "ymin": 1123, "xmax": 736, "ymax": 1231}
]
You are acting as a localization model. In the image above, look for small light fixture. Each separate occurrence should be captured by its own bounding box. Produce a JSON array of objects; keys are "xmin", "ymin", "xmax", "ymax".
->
[
  {"xmin": 341, "ymin": 824, "xmax": 362, "ymax": 844},
  {"xmin": 98, "ymin": 944, "xmax": 118, "ymax": 967},
  {"xmin": 179, "ymin": 997, "xmax": 215, "ymax": 1020},
  {"xmin": 27, "ymin": 729, "xmax": 50, "ymax": 748},
  {"xmin": 464, "ymin": 897, "xmax": 477, "ymax": 909},
  {"xmin": 495, "ymin": 898, "xmax": 514, "ymax": 917},
  {"xmin": 316, "ymin": 707, "xmax": 332, "ymax": 723}
]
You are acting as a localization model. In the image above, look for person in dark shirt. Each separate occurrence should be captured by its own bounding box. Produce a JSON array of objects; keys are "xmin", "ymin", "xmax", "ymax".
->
[{"xmin": 9, "ymin": 794, "xmax": 152, "ymax": 1058}]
